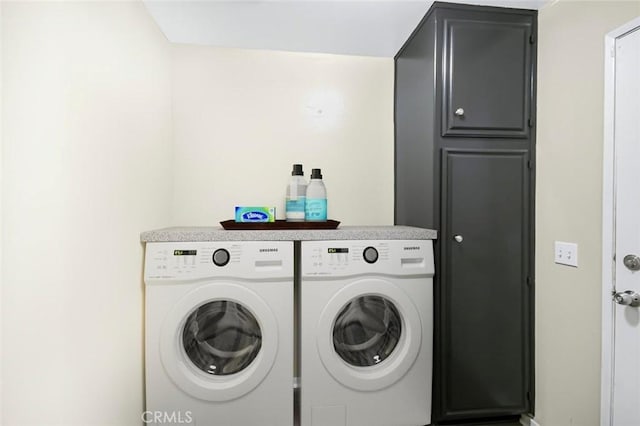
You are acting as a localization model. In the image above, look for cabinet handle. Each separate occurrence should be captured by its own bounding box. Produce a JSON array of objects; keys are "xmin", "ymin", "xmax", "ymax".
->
[
  {"xmin": 454, "ymin": 235, "xmax": 463, "ymax": 243},
  {"xmin": 455, "ymin": 108, "xmax": 465, "ymax": 117}
]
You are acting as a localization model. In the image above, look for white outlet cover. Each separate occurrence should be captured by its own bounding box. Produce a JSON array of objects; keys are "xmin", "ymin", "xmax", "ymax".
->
[{"xmin": 555, "ymin": 241, "xmax": 578, "ymax": 267}]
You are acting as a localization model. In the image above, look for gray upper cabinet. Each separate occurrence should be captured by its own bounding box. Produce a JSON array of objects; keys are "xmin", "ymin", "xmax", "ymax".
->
[
  {"xmin": 395, "ymin": 2, "xmax": 536, "ymax": 424},
  {"xmin": 442, "ymin": 10, "xmax": 534, "ymax": 138}
]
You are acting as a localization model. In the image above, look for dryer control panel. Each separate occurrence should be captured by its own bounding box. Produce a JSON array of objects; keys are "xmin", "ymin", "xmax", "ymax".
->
[
  {"xmin": 301, "ymin": 240, "xmax": 434, "ymax": 277},
  {"xmin": 144, "ymin": 241, "xmax": 293, "ymax": 282}
]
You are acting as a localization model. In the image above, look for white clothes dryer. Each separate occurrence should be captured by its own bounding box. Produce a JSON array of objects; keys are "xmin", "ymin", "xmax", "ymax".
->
[
  {"xmin": 300, "ymin": 239, "xmax": 433, "ymax": 426},
  {"xmin": 144, "ymin": 241, "xmax": 293, "ymax": 426}
]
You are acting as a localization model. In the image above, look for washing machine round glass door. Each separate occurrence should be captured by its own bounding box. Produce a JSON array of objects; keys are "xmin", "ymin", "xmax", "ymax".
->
[
  {"xmin": 332, "ymin": 295, "xmax": 402, "ymax": 367},
  {"xmin": 160, "ymin": 283, "xmax": 278, "ymax": 401},
  {"xmin": 181, "ymin": 300, "xmax": 262, "ymax": 376},
  {"xmin": 316, "ymin": 278, "xmax": 422, "ymax": 391}
]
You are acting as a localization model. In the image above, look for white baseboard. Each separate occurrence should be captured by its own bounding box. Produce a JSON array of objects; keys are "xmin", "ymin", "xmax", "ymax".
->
[{"xmin": 520, "ymin": 414, "xmax": 541, "ymax": 426}]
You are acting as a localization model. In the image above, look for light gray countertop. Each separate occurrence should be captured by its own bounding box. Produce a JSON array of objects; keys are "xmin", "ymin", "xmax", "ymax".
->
[{"xmin": 140, "ymin": 225, "xmax": 437, "ymax": 242}]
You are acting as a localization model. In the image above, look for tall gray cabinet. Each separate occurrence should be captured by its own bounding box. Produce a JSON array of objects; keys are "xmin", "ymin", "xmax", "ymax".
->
[{"xmin": 394, "ymin": 2, "xmax": 536, "ymax": 424}]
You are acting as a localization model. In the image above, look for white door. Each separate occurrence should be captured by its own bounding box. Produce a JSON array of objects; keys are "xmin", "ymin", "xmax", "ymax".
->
[{"xmin": 610, "ymin": 25, "xmax": 640, "ymax": 426}]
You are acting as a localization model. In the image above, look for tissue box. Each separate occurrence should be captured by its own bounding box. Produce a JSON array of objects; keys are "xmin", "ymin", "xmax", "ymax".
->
[{"xmin": 235, "ymin": 206, "xmax": 276, "ymax": 223}]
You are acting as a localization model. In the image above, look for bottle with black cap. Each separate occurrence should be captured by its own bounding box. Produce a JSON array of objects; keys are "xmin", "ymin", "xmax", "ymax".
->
[
  {"xmin": 285, "ymin": 164, "xmax": 307, "ymax": 222},
  {"xmin": 305, "ymin": 168, "xmax": 327, "ymax": 222}
]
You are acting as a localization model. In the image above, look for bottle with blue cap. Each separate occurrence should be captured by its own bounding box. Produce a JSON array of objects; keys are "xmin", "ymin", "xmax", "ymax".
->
[{"xmin": 305, "ymin": 168, "xmax": 327, "ymax": 222}]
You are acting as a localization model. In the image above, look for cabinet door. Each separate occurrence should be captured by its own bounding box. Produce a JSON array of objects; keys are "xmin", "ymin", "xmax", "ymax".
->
[
  {"xmin": 438, "ymin": 149, "xmax": 532, "ymax": 420},
  {"xmin": 441, "ymin": 12, "xmax": 534, "ymax": 138}
]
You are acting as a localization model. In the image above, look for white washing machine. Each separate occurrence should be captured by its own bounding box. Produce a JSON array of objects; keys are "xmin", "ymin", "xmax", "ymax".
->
[
  {"xmin": 144, "ymin": 241, "xmax": 293, "ymax": 426},
  {"xmin": 300, "ymin": 239, "xmax": 433, "ymax": 426}
]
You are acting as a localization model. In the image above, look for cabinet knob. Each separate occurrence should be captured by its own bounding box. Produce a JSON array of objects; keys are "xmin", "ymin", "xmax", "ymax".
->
[
  {"xmin": 454, "ymin": 235, "xmax": 463, "ymax": 243},
  {"xmin": 455, "ymin": 108, "xmax": 465, "ymax": 117}
]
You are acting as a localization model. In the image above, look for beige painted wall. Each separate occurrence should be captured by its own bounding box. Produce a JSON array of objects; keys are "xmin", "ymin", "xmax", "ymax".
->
[
  {"xmin": 536, "ymin": 1, "xmax": 640, "ymax": 425},
  {"xmin": 170, "ymin": 45, "xmax": 394, "ymax": 226},
  {"xmin": 1, "ymin": 2, "xmax": 172, "ymax": 425},
  {"xmin": 1, "ymin": 3, "xmax": 394, "ymax": 424}
]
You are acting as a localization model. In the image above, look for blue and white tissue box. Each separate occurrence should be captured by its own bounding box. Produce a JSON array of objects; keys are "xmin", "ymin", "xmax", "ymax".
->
[{"xmin": 234, "ymin": 206, "xmax": 276, "ymax": 223}]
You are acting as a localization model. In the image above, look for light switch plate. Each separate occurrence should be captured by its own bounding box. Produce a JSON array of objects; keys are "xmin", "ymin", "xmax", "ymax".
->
[{"xmin": 555, "ymin": 241, "xmax": 578, "ymax": 267}]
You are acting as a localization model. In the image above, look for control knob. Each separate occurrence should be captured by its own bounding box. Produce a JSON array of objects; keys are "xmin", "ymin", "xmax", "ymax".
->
[
  {"xmin": 212, "ymin": 248, "xmax": 230, "ymax": 267},
  {"xmin": 363, "ymin": 246, "xmax": 379, "ymax": 264}
]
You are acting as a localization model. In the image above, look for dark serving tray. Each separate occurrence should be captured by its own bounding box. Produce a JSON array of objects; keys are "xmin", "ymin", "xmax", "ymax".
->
[{"xmin": 220, "ymin": 219, "xmax": 340, "ymax": 230}]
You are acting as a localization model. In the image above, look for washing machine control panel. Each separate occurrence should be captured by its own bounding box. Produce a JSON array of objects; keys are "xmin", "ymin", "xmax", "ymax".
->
[
  {"xmin": 301, "ymin": 240, "xmax": 434, "ymax": 277},
  {"xmin": 144, "ymin": 241, "xmax": 293, "ymax": 281}
]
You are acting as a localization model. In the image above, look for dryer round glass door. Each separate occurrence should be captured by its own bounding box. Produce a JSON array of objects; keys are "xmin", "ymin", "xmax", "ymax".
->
[
  {"xmin": 160, "ymin": 283, "xmax": 278, "ymax": 402},
  {"xmin": 316, "ymin": 278, "xmax": 422, "ymax": 392}
]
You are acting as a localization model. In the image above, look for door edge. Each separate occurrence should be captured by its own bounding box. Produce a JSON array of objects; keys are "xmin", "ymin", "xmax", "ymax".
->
[{"xmin": 601, "ymin": 17, "xmax": 640, "ymax": 426}]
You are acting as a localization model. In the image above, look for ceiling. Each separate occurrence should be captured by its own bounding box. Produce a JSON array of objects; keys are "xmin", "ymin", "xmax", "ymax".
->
[{"xmin": 143, "ymin": 0, "xmax": 549, "ymax": 58}]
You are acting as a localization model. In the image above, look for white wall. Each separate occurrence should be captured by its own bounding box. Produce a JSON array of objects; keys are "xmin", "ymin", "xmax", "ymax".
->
[
  {"xmin": 535, "ymin": 1, "xmax": 640, "ymax": 425},
  {"xmin": 1, "ymin": 2, "xmax": 172, "ymax": 425},
  {"xmin": 170, "ymin": 45, "xmax": 394, "ymax": 226},
  {"xmin": 1, "ymin": 3, "xmax": 395, "ymax": 424}
]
